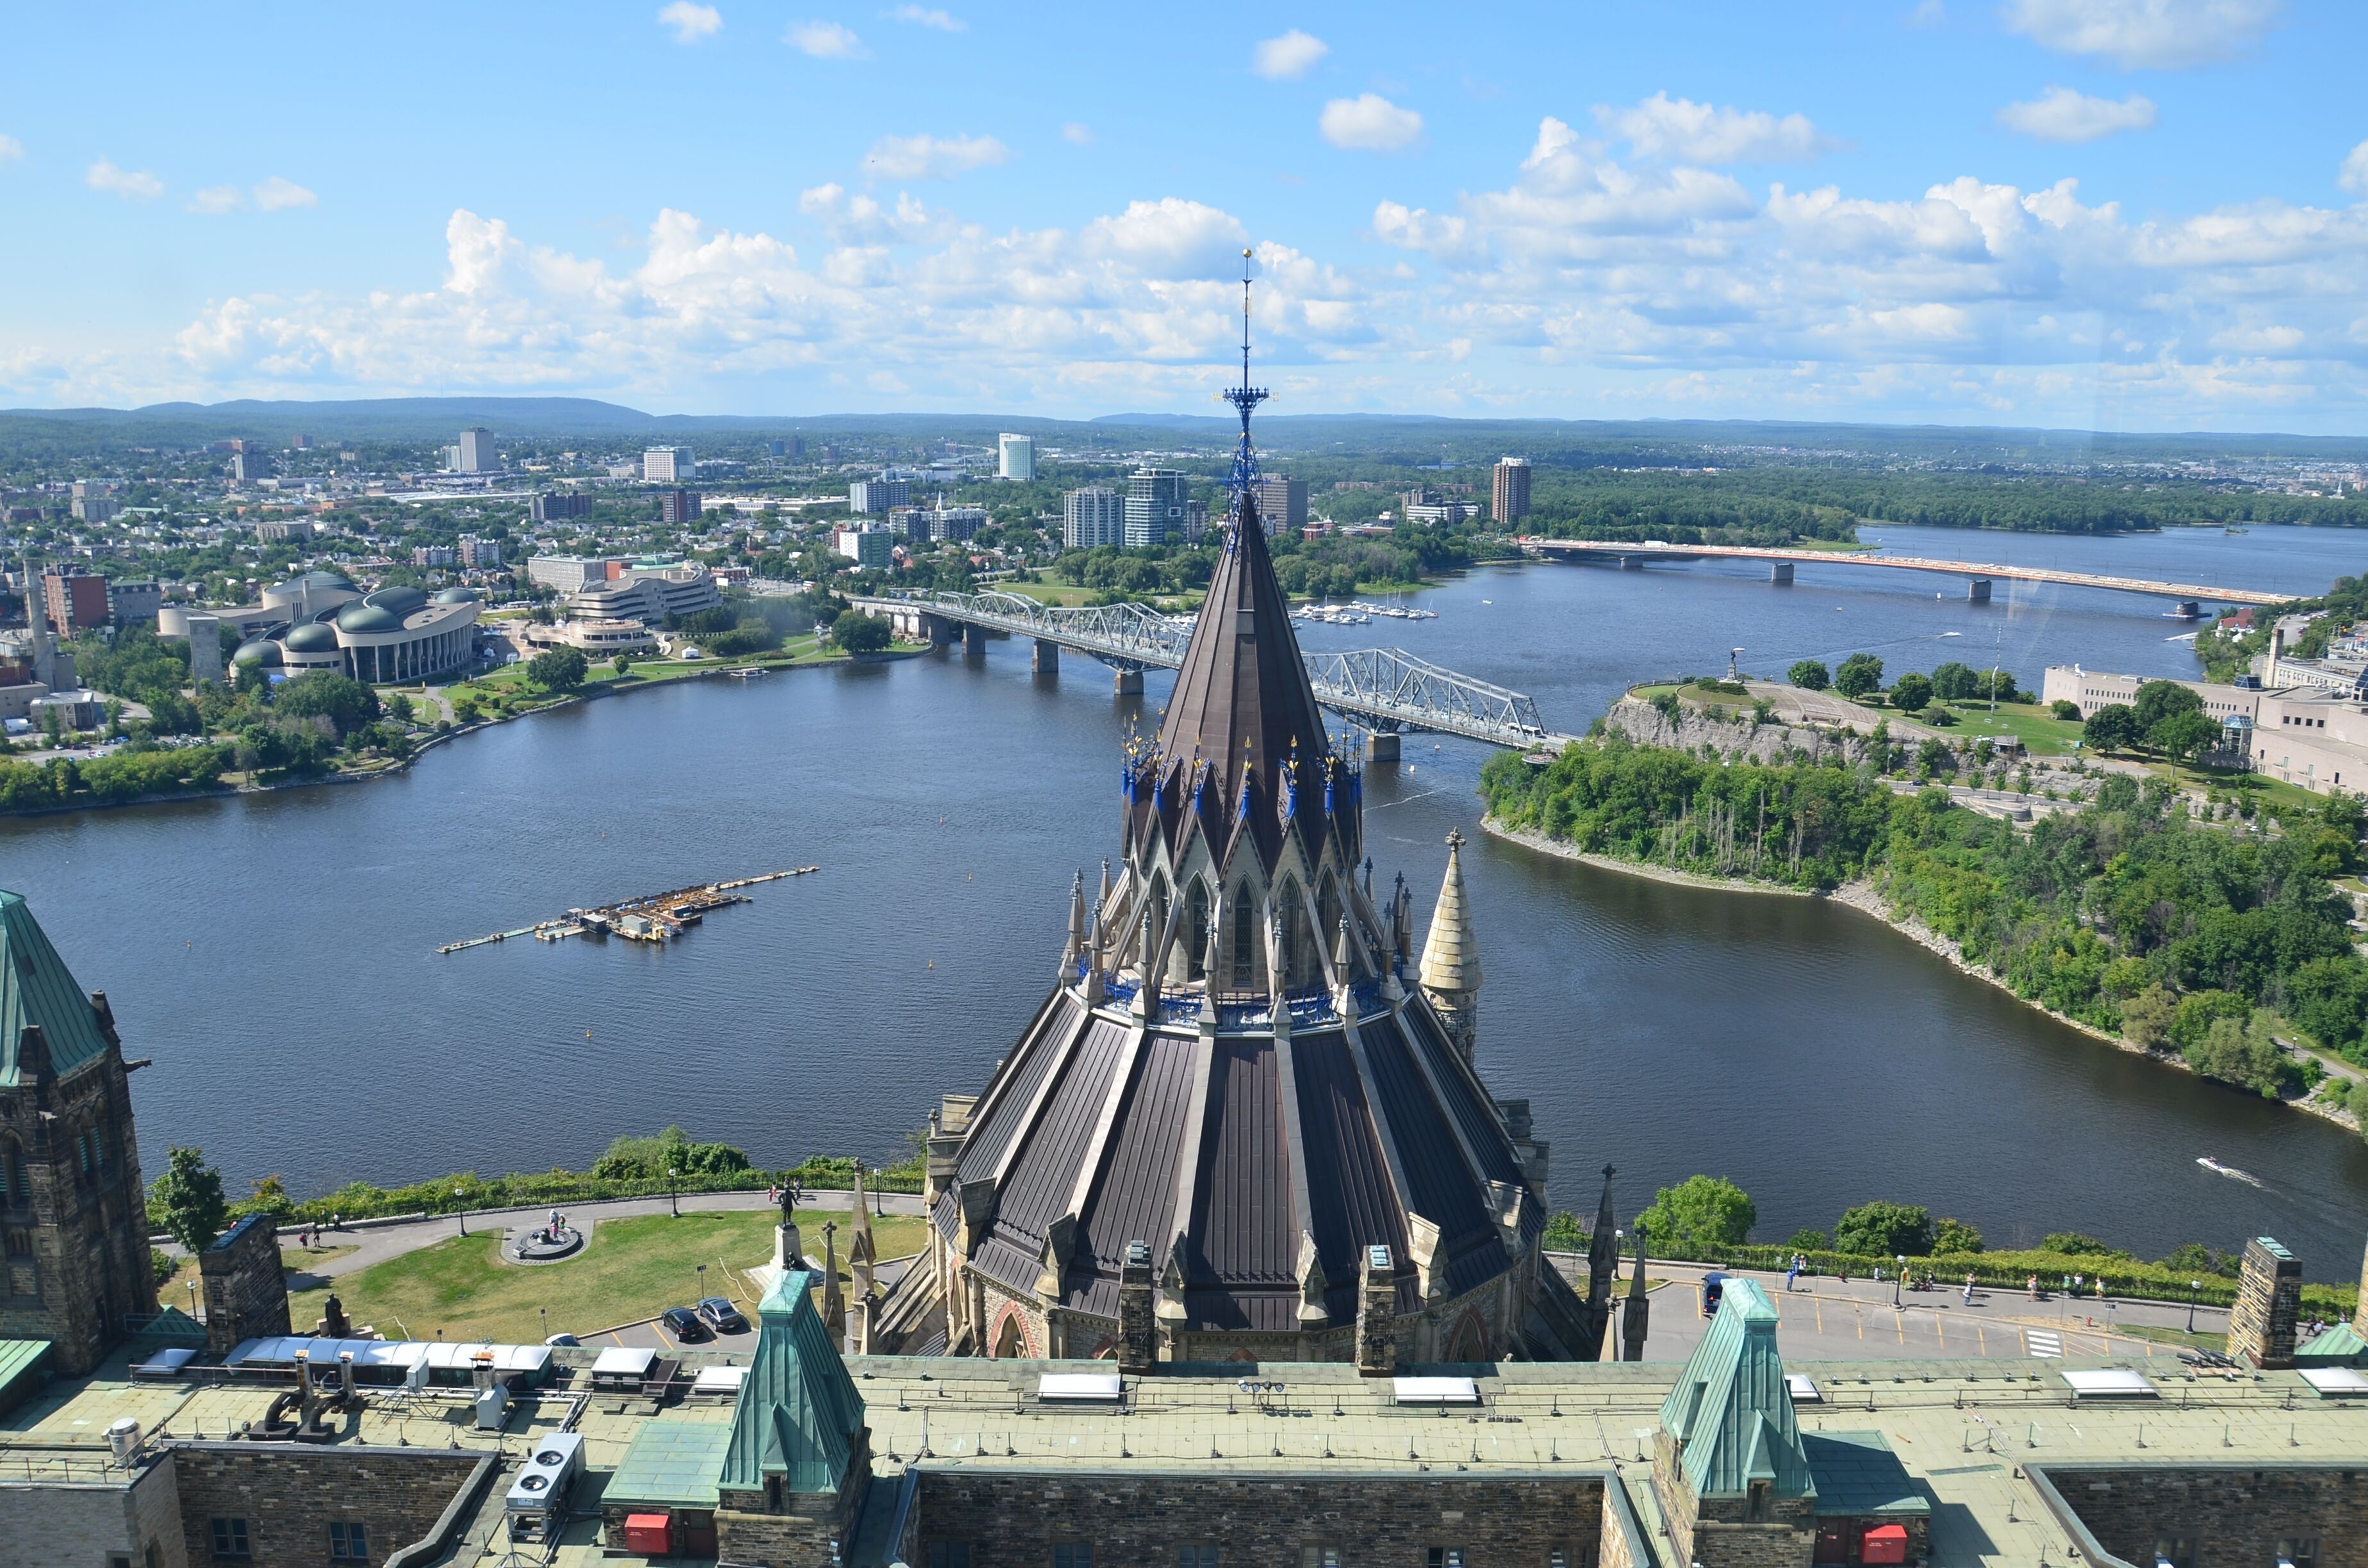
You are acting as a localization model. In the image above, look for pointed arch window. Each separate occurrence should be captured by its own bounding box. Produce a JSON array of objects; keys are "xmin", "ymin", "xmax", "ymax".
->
[
  {"xmin": 1231, "ymin": 886, "xmax": 1255, "ymax": 988},
  {"xmin": 1277, "ymin": 881, "xmax": 1304, "ymax": 988},
  {"xmin": 1187, "ymin": 881, "xmax": 1210, "ymax": 980}
]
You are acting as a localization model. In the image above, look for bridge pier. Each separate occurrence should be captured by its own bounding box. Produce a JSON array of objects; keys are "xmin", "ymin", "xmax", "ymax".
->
[
  {"xmin": 2171, "ymin": 600, "xmax": 2201, "ymax": 619},
  {"xmin": 1967, "ymin": 578, "xmax": 1992, "ymax": 603},
  {"xmin": 962, "ymin": 623, "xmax": 987, "ymax": 655},
  {"xmin": 1032, "ymin": 638, "xmax": 1060, "ymax": 674},
  {"xmin": 1364, "ymin": 731, "xmax": 1400, "ymax": 764},
  {"xmin": 1113, "ymin": 669, "xmax": 1144, "ymax": 696},
  {"xmin": 1770, "ymin": 562, "xmax": 1793, "ymax": 585},
  {"xmin": 1620, "ymin": 556, "xmax": 1644, "ymax": 571},
  {"xmin": 919, "ymin": 613, "xmax": 952, "ymax": 650}
]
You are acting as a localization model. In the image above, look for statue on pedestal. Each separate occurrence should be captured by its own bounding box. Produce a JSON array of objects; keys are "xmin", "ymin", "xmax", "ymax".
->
[{"xmin": 773, "ymin": 1176, "xmax": 805, "ymax": 1272}]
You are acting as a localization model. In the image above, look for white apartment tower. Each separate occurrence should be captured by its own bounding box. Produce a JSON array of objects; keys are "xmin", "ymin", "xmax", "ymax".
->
[
  {"xmin": 1063, "ymin": 486, "xmax": 1123, "ymax": 549},
  {"xmin": 998, "ymin": 432, "xmax": 1036, "ymax": 481},
  {"xmin": 643, "ymin": 446, "xmax": 695, "ymax": 483},
  {"xmin": 456, "ymin": 427, "xmax": 495, "ymax": 474}
]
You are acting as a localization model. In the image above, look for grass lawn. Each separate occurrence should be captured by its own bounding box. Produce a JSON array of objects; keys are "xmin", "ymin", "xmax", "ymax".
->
[
  {"xmin": 2117, "ymin": 1323, "xmax": 2229, "ymax": 1354},
  {"xmin": 1925, "ymin": 702, "xmax": 2085, "ymax": 758},
  {"xmin": 286, "ymin": 1210, "xmax": 924, "ymax": 1345}
]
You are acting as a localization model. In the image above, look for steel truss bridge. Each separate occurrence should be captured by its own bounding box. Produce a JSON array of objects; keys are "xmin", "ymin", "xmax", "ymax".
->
[{"xmin": 851, "ymin": 590, "xmax": 1575, "ymax": 751}]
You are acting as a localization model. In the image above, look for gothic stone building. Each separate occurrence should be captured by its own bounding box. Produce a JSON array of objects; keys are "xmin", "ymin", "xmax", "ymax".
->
[{"xmin": 0, "ymin": 889, "xmax": 158, "ymax": 1373}]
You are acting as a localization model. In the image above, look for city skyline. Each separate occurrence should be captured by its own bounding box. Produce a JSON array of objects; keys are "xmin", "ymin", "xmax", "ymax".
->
[{"xmin": 6, "ymin": 2, "xmax": 2368, "ymax": 430}]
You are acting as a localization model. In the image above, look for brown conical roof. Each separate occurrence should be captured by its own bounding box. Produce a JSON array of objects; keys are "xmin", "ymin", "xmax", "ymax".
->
[
  {"xmin": 1153, "ymin": 490, "xmax": 1331, "ymax": 805},
  {"xmin": 1418, "ymin": 829, "xmax": 1481, "ymax": 995}
]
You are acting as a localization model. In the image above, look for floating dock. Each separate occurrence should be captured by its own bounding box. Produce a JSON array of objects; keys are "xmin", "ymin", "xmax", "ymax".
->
[{"xmin": 437, "ymin": 867, "xmax": 818, "ymax": 954}]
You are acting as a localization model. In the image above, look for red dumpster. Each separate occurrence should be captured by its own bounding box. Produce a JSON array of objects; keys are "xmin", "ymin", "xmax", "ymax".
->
[
  {"xmin": 623, "ymin": 1513, "xmax": 674, "ymax": 1555},
  {"xmin": 1861, "ymin": 1523, "xmax": 1909, "ymax": 1565}
]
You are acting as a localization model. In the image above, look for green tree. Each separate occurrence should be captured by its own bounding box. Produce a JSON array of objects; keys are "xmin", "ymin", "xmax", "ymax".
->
[
  {"xmin": 1636, "ymin": 1174, "xmax": 1757, "ymax": 1250},
  {"xmin": 151, "ymin": 1145, "xmax": 229, "ymax": 1254},
  {"xmin": 2151, "ymin": 709, "xmax": 2222, "ymax": 773},
  {"xmin": 273, "ymin": 671, "xmax": 381, "ymax": 737},
  {"xmin": 1832, "ymin": 1201, "xmax": 1935, "ymax": 1257},
  {"xmin": 2082, "ymin": 703, "xmax": 2141, "ymax": 753},
  {"xmin": 1787, "ymin": 659, "xmax": 1830, "ymax": 691},
  {"xmin": 2039, "ymin": 1231, "xmax": 2114, "ymax": 1255},
  {"xmin": 2118, "ymin": 984, "xmax": 2177, "ymax": 1051},
  {"xmin": 526, "ymin": 646, "xmax": 588, "ymax": 692},
  {"xmin": 1889, "ymin": 671, "xmax": 1933, "ymax": 713},
  {"xmin": 1932, "ymin": 1217, "xmax": 1986, "ymax": 1254},
  {"xmin": 1834, "ymin": 652, "xmax": 1883, "ymax": 699},
  {"xmin": 2132, "ymin": 679, "xmax": 2204, "ymax": 737},
  {"xmin": 1785, "ymin": 1228, "xmax": 1830, "ymax": 1252},
  {"xmin": 1930, "ymin": 662, "xmax": 1978, "ymax": 701},
  {"xmin": 834, "ymin": 613, "xmax": 892, "ymax": 655},
  {"xmin": 2050, "ymin": 699, "xmax": 2082, "ymax": 721}
]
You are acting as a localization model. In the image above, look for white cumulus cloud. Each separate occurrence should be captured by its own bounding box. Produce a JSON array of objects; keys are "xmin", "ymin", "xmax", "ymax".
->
[
  {"xmin": 188, "ymin": 185, "xmax": 243, "ymax": 214},
  {"xmin": 1597, "ymin": 91, "xmax": 1838, "ymax": 164},
  {"xmin": 1252, "ymin": 29, "xmax": 1328, "ymax": 81},
  {"xmin": 862, "ymin": 133, "xmax": 1009, "ymax": 181},
  {"xmin": 1319, "ymin": 94, "xmax": 1422, "ymax": 153},
  {"xmin": 0, "ymin": 135, "xmax": 22, "ymax": 164},
  {"xmin": 1061, "ymin": 122, "xmax": 1094, "ymax": 147},
  {"xmin": 2339, "ymin": 140, "xmax": 2368, "ymax": 197},
  {"xmin": 885, "ymin": 4, "xmax": 963, "ymax": 30},
  {"xmin": 2003, "ymin": 0, "xmax": 2282, "ymax": 70},
  {"xmin": 86, "ymin": 158, "xmax": 163, "ymax": 199},
  {"xmin": 658, "ymin": 3, "xmax": 722, "ymax": 43},
  {"xmin": 787, "ymin": 20, "xmax": 867, "ymax": 57},
  {"xmin": 1998, "ymin": 85, "xmax": 2158, "ymax": 142},
  {"xmin": 253, "ymin": 176, "xmax": 317, "ymax": 210}
]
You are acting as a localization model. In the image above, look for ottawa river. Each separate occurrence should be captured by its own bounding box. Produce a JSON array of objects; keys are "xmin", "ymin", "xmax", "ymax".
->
[{"xmin": 6, "ymin": 524, "xmax": 2367, "ymax": 1275}]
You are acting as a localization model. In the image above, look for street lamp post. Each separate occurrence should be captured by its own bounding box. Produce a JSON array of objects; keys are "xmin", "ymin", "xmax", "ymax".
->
[
  {"xmin": 874, "ymin": 1169, "xmax": 886, "ymax": 1218},
  {"xmin": 697, "ymin": 1262, "xmax": 709, "ymax": 1307},
  {"xmin": 539, "ymin": 1307, "xmax": 548, "ymax": 1343},
  {"xmin": 455, "ymin": 1185, "xmax": 468, "ymax": 1236},
  {"xmin": 668, "ymin": 1165, "xmax": 679, "ymax": 1218},
  {"xmin": 1893, "ymin": 1255, "xmax": 1905, "ymax": 1308},
  {"xmin": 2188, "ymin": 1280, "xmax": 2200, "ymax": 1334}
]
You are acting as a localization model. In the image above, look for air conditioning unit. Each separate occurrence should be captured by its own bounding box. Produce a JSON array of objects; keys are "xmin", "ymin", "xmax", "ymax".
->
[{"xmin": 505, "ymin": 1432, "xmax": 585, "ymax": 1526}]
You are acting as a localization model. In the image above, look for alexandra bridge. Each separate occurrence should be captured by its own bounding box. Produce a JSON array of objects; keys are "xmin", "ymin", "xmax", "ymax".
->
[
  {"xmin": 849, "ymin": 590, "xmax": 1580, "ymax": 756},
  {"xmin": 1520, "ymin": 537, "xmax": 2288, "ymax": 612}
]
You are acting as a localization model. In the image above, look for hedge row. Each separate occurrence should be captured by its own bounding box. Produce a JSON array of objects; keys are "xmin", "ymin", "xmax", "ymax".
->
[{"xmin": 1568, "ymin": 1234, "xmax": 2358, "ymax": 1319}]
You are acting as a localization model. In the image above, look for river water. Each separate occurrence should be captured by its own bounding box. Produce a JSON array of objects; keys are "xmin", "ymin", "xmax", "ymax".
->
[{"xmin": 4, "ymin": 523, "xmax": 2365, "ymax": 1273}]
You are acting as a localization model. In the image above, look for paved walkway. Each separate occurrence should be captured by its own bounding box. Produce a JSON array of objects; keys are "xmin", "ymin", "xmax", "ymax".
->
[{"xmin": 1595, "ymin": 1257, "xmax": 2240, "ymax": 1366}]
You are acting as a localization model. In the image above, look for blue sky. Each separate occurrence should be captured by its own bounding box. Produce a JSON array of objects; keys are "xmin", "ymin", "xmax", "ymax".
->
[{"xmin": 5, "ymin": 0, "xmax": 2367, "ymax": 430}]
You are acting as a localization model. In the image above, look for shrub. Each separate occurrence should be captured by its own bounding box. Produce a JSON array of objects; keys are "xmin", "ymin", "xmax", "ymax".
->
[
  {"xmin": 2051, "ymin": 699, "xmax": 2081, "ymax": 721},
  {"xmin": 1932, "ymin": 1217, "xmax": 1985, "ymax": 1254},
  {"xmin": 1832, "ymin": 1201, "xmax": 1935, "ymax": 1257},
  {"xmin": 1785, "ymin": 1229, "xmax": 1830, "ymax": 1252}
]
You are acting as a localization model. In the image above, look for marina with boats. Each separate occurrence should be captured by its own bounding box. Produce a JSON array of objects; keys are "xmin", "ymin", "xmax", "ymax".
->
[{"xmin": 434, "ymin": 867, "xmax": 820, "ymax": 954}]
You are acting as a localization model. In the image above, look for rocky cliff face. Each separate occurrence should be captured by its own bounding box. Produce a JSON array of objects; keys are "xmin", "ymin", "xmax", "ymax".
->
[{"xmin": 1600, "ymin": 696, "xmax": 1876, "ymax": 767}]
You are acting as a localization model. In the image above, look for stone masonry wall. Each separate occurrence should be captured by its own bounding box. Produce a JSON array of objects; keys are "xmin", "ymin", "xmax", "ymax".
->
[
  {"xmin": 0, "ymin": 1461, "xmax": 188, "ymax": 1568},
  {"xmin": 199, "ymin": 1214, "xmax": 291, "ymax": 1357},
  {"xmin": 915, "ymin": 1469, "xmax": 1607, "ymax": 1568},
  {"xmin": 0, "ymin": 1050, "xmax": 156, "ymax": 1375},
  {"xmin": 169, "ymin": 1444, "xmax": 482, "ymax": 1568},
  {"xmin": 2042, "ymin": 1466, "xmax": 2368, "ymax": 1568}
]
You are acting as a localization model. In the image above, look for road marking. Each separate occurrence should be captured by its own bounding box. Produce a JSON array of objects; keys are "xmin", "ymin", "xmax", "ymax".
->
[{"xmin": 2026, "ymin": 1329, "xmax": 2063, "ymax": 1359}]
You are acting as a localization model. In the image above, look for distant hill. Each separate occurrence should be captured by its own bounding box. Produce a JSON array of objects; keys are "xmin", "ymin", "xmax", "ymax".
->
[{"xmin": 4, "ymin": 395, "xmax": 2365, "ymax": 465}]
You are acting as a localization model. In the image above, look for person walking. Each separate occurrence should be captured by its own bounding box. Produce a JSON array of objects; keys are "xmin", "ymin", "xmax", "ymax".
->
[
  {"xmin": 2027, "ymin": 1273, "xmax": 2039, "ymax": 1300},
  {"xmin": 1786, "ymin": 1255, "xmax": 1800, "ymax": 1293}
]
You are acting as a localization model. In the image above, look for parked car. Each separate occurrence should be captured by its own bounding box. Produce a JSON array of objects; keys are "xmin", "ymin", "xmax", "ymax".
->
[
  {"xmin": 544, "ymin": 1333, "xmax": 580, "ymax": 1348},
  {"xmin": 696, "ymin": 1296, "xmax": 748, "ymax": 1334},
  {"xmin": 659, "ymin": 1307, "xmax": 709, "ymax": 1342}
]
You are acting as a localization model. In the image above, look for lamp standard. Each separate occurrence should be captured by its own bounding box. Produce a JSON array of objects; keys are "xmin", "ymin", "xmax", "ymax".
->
[
  {"xmin": 873, "ymin": 1169, "xmax": 886, "ymax": 1218},
  {"xmin": 668, "ymin": 1165, "xmax": 679, "ymax": 1218},
  {"xmin": 2187, "ymin": 1280, "xmax": 2200, "ymax": 1334},
  {"xmin": 697, "ymin": 1263, "xmax": 709, "ymax": 1302},
  {"xmin": 455, "ymin": 1185, "xmax": 469, "ymax": 1236},
  {"xmin": 1893, "ymin": 1255, "xmax": 1905, "ymax": 1308},
  {"xmin": 539, "ymin": 1307, "xmax": 548, "ymax": 1343},
  {"xmin": 186, "ymin": 1278, "xmax": 199, "ymax": 1323}
]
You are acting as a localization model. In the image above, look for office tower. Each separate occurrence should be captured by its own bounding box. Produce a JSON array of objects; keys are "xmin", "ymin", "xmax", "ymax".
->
[
  {"xmin": 1492, "ymin": 457, "xmax": 1531, "ymax": 523},
  {"xmin": 457, "ymin": 427, "xmax": 495, "ymax": 474},
  {"xmin": 1124, "ymin": 468, "xmax": 1190, "ymax": 548},
  {"xmin": 1249, "ymin": 476, "xmax": 1307, "ymax": 534},
  {"xmin": 643, "ymin": 446, "xmax": 695, "ymax": 483},
  {"xmin": 1063, "ymin": 487, "xmax": 1122, "ymax": 550},
  {"xmin": 998, "ymin": 433, "xmax": 1035, "ymax": 481}
]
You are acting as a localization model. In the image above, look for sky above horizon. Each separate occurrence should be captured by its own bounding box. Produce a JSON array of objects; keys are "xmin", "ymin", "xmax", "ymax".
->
[{"xmin": 7, "ymin": 1, "xmax": 2368, "ymax": 432}]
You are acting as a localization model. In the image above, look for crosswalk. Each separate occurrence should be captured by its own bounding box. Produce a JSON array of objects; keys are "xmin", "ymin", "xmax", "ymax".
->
[{"xmin": 2025, "ymin": 1328, "xmax": 2064, "ymax": 1359}]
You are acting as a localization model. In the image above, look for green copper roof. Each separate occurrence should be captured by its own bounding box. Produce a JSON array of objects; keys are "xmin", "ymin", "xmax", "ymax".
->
[
  {"xmin": 1801, "ymin": 1432, "xmax": 1929, "ymax": 1517},
  {"xmin": 2296, "ymin": 1321, "xmax": 2368, "ymax": 1367},
  {"xmin": 1658, "ymin": 1278, "xmax": 1815, "ymax": 1502},
  {"xmin": 719, "ymin": 1270, "xmax": 865, "ymax": 1498},
  {"xmin": 609, "ymin": 1418, "xmax": 735, "ymax": 1507},
  {"xmin": 0, "ymin": 891, "xmax": 110, "ymax": 1088}
]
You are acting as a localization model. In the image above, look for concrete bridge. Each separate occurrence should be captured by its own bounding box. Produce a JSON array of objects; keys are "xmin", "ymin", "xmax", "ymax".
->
[
  {"xmin": 850, "ymin": 590, "xmax": 1579, "ymax": 756},
  {"xmin": 1520, "ymin": 537, "xmax": 2287, "ymax": 616}
]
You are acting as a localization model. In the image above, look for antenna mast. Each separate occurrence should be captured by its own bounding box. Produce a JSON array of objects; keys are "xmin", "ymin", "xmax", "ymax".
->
[{"xmin": 1222, "ymin": 248, "xmax": 1269, "ymax": 535}]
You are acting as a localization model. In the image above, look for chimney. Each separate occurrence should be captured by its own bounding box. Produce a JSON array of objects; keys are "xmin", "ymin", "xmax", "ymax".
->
[
  {"xmin": 1355, "ymin": 1245, "xmax": 1397, "ymax": 1376},
  {"xmin": 2267, "ymin": 626, "xmax": 2285, "ymax": 689},
  {"xmin": 1117, "ymin": 1239, "xmax": 1156, "ymax": 1375}
]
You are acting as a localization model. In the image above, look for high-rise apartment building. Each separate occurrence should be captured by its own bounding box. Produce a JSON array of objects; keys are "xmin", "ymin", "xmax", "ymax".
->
[
  {"xmin": 657, "ymin": 489, "xmax": 703, "ymax": 525},
  {"xmin": 529, "ymin": 492, "xmax": 591, "ymax": 523},
  {"xmin": 457, "ymin": 535, "xmax": 504, "ymax": 568},
  {"xmin": 230, "ymin": 451, "xmax": 270, "ymax": 484},
  {"xmin": 998, "ymin": 433, "xmax": 1035, "ymax": 481},
  {"xmin": 927, "ymin": 505, "xmax": 987, "ymax": 543},
  {"xmin": 456, "ymin": 427, "xmax": 495, "ymax": 474},
  {"xmin": 1492, "ymin": 457, "xmax": 1531, "ymax": 522},
  {"xmin": 848, "ymin": 477, "xmax": 912, "ymax": 514},
  {"xmin": 1124, "ymin": 468, "xmax": 1190, "ymax": 548},
  {"xmin": 643, "ymin": 446, "xmax": 695, "ymax": 483},
  {"xmin": 1063, "ymin": 486, "xmax": 1123, "ymax": 549},
  {"xmin": 42, "ymin": 571, "xmax": 110, "ymax": 633},
  {"xmin": 1250, "ymin": 476, "xmax": 1306, "ymax": 534}
]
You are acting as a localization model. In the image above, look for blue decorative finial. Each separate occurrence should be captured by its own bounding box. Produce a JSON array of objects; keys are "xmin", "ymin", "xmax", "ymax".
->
[{"xmin": 1222, "ymin": 248, "xmax": 1268, "ymax": 546}]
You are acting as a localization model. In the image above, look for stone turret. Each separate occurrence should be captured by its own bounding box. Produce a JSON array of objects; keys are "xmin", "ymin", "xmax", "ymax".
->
[
  {"xmin": 1418, "ymin": 829, "xmax": 1481, "ymax": 1060},
  {"xmin": 1622, "ymin": 1220, "xmax": 1651, "ymax": 1362}
]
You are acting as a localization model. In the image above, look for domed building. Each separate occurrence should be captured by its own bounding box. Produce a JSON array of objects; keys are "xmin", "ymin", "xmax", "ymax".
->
[
  {"xmin": 873, "ymin": 281, "xmax": 1616, "ymax": 1367},
  {"xmin": 229, "ymin": 585, "xmax": 481, "ymax": 684}
]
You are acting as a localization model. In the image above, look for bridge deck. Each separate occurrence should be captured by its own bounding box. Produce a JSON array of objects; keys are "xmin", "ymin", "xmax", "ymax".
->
[{"xmin": 1520, "ymin": 538, "xmax": 2286, "ymax": 606}]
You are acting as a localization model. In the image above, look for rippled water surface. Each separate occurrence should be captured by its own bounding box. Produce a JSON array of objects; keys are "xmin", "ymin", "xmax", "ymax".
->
[{"xmin": 6, "ymin": 523, "xmax": 2364, "ymax": 1272}]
